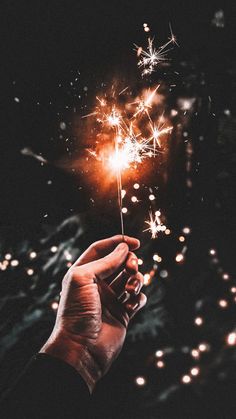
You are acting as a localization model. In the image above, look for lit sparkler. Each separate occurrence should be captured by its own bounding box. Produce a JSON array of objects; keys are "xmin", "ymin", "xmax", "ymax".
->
[
  {"xmin": 82, "ymin": 26, "xmax": 176, "ymax": 237},
  {"xmin": 85, "ymin": 86, "xmax": 172, "ymax": 237}
]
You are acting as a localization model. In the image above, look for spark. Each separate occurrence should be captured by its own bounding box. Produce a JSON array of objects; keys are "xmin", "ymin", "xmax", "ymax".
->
[
  {"xmin": 132, "ymin": 85, "xmax": 160, "ymax": 118},
  {"xmin": 144, "ymin": 210, "xmax": 166, "ymax": 239},
  {"xmin": 135, "ymin": 25, "xmax": 177, "ymax": 77},
  {"xmin": 148, "ymin": 120, "xmax": 173, "ymax": 153},
  {"xmin": 107, "ymin": 108, "xmax": 121, "ymax": 127},
  {"xmin": 108, "ymin": 134, "xmax": 151, "ymax": 171}
]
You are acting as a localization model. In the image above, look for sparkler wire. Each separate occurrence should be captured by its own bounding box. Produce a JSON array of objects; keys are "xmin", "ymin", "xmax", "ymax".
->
[{"xmin": 115, "ymin": 135, "xmax": 125, "ymax": 239}]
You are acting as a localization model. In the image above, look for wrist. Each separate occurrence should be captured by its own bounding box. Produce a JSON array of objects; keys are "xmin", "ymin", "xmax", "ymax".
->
[{"xmin": 40, "ymin": 333, "xmax": 102, "ymax": 393}]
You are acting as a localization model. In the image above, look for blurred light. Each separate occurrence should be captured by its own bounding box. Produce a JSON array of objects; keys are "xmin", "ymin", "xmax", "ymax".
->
[
  {"xmin": 121, "ymin": 189, "xmax": 126, "ymax": 198},
  {"xmin": 224, "ymin": 109, "xmax": 231, "ymax": 116},
  {"xmin": 160, "ymin": 225, "xmax": 166, "ymax": 232},
  {"xmin": 227, "ymin": 332, "xmax": 236, "ymax": 346},
  {"xmin": 64, "ymin": 251, "xmax": 72, "ymax": 261},
  {"xmin": 133, "ymin": 183, "xmax": 140, "ymax": 189},
  {"xmin": 155, "ymin": 350, "xmax": 163, "ymax": 358},
  {"xmin": 149, "ymin": 194, "xmax": 155, "ymax": 201},
  {"xmin": 11, "ymin": 260, "xmax": 19, "ymax": 267},
  {"xmin": 51, "ymin": 301, "xmax": 59, "ymax": 310},
  {"xmin": 122, "ymin": 207, "xmax": 128, "ymax": 214},
  {"xmin": 29, "ymin": 251, "xmax": 37, "ymax": 259},
  {"xmin": 182, "ymin": 375, "xmax": 191, "ymax": 384},
  {"xmin": 171, "ymin": 109, "xmax": 178, "ymax": 117},
  {"xmin": 209, "ymin": 249, "xmax": 216, "ymax": 256},
  {"xmin": 165, "ymin": 229, "xmax": 171, "ymax": 235},
  {"xmin": 195, "ymin": 317, "xmax": 203, "ymax": 326},
  {"xmin": 199, "ymin": 343, "xmax": 209, "ymax": 352},
  {"xmin": 156, "ymin": 360, "xmax": 165, "ymax": 368},
  {"xmin": 191, "ymin": 349, "xmax": 200, "ymax": 358},
  {"xmin": 138, "ymin": 258, "xmax": 143, "ymax": 266},
  {"xmin": 179, "ymin": 236, "xmax": 185, "ymax": 242},
  {"xmin": 183, "ymin": 227, "xmax": 191, "ymax": 234},
  {"xmin": 51, "ymin": 246, "xmax": 58, "ymax": 253},
  {"xmin": 131, "ymin": 196, "xmax": 138, "ymax": 203},
  {"xmin": 144, "ymin": 273, "xmax": 151, "ymax": 285},
  {"xmin": 218, "ymin": 299, "xmax": 228, "ymax": 308},
  {"xmin": 27, "ymin": 268, "xmax": 34, "ymax": 276},
  {"xmin": 190, "ymin": 367, "xmax": 199, "ymax": 376},
  {"xmin": 153, "ymin": 254, "xmax": 162, "ymax": 262},
  {"xmin": 222, "ymin": 273, "xmax": 229, "ymax": 281},
  {"xmin": 176, "ymin": 253, "xmax": 184, "ymax": 263},
  {"xmin": 160, "ymin": 270, "xmax": 168, "ymax": 278},
  {"xmin": 5, "ymin": 254, "xmax": 12, "ymax": 260},
  {"xmin": 135, "ymin": 376, "xmax": 146, "ymax": 386},
  {"xmin": 230, "ymin": 287, "xmax": 236, "ymax": 294}
]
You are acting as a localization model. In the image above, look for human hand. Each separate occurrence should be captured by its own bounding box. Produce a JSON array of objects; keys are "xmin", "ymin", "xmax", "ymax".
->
[{"xmin": 40, "ymin": 235, "xmax": 147, "ymax": 392}]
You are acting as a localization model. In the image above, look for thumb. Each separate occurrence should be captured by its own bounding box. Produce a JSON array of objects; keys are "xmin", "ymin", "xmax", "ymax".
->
[{"xmin": 89, "ymin": 242, "xmax": 129, "ymax": 281}]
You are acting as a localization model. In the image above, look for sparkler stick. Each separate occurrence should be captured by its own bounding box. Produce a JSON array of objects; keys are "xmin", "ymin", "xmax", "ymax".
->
[
  {"xmin": 115, "ymin": 136, "xmax": 125, "ymax": 239},
  {"xmin": 116, "ymin": 166, "xmax": 125, "ymax": 239}
]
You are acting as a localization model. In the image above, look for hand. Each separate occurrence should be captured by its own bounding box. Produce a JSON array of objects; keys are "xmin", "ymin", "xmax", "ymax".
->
[{"xmin": 40, "ymin": 235, "xmax": 147, "ymax": 392}]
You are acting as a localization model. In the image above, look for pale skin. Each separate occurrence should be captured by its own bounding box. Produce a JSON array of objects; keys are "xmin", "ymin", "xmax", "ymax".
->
[{"xmin": 40, "ymin": 235, "xmax": 147, "ymax": 393}]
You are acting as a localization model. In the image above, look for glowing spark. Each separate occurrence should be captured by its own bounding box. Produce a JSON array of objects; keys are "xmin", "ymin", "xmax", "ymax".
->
[
  {"xmin": 148, "ymin": 120, "xmax": 172, "ymax": 153},
  {"xmin": 132, "ymin": 85, "xmax": 160, "ymax": 118},
  {"xmin": 144, "ymin": 210, "xmax": 166, "ymax": 239},
  {"xmin": 108, "ymin": 134, "xmax": 151, "ymax": 171},
  {"xmin": 135, "ymin": 25, "xmax": 177, "ymax": 77},
  {"xmin": 107, "ymin": 108, "xmax": 121, "ymax": 127}
]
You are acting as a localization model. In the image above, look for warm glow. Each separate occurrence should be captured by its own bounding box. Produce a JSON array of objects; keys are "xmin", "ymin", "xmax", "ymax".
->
[
  {"xmin": 195, "ymin": 317, "xmax": 203, "ymax": 326},
  {"xmin": 227, "ymin": 332, "xmax": 236, "ymax": 346},
  {"xmin": 135, "ymin": 376, "xmax": 146, "ymax": 386},
  {"xmin": 109, "ymin": 149, "xmax": 130, "ymax": 171},
  {"xmin": 182, "ymin": 375, "xmax": 191, "ymax": 384},
  {"xmin": 190, "ymin": 367, "xmax": 199, "ymax": 376}
]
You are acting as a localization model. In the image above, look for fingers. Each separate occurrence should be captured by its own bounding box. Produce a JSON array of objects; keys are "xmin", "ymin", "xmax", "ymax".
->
[
  {"xmin": 109, "ymin": 270, "xmax": 129, "ymax": 295},
  {"xmin": 107, "ymin": 251, "xmax": 138, "ymax": 287},
  {"xmin": 90, "ymin": 242, "xmax": 129, "ymax": 281},
  {"xmin": 98, "ymin": 278, "xmax": 147, "ymax": 328},
  {"xmin": 73, "ymin": 235, "xmax": 140, "ymax": 267},
  {"xmin": 123, "ymin": 293, "xmax": 147, "ymax": 319},
  {"xmin": 125, "ymin": 272, "xmax": 144, "ymax": 296},
  {"xmin": 125, "ymin": 252, "xmax": 138, "ymax": 275},
  {"xmin": 110, "ymin": 270, "xmax": 143, "ymax": 297}
]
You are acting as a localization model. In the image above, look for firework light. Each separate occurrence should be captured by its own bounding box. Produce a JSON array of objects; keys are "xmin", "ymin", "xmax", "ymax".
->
[{"xmin": 82, "ymin": 25, "xmax": 176, "ymax": 237}]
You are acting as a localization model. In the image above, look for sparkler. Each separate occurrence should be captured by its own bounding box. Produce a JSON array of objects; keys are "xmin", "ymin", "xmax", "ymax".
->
[
  {"xmin": 85, "ymin": 86, "xmax": 172, "ymax": 237},
  {"xmin": 83, "ymin": 25, "xmax": 176, "ymax": 237}
]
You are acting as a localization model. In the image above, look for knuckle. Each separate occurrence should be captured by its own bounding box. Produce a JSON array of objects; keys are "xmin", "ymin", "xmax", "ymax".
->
[{"xmin": 67, "ymin": 267, "xmax": 82, "ymax": 284}]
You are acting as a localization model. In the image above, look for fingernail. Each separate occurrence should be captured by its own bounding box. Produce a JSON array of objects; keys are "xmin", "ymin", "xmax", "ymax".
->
[
  {"xmin": 132, "ymin": 302, "xmax": 139, "ymax": 310},
  {"xmin": 117, "ymin": 243, "xmax": 128, "ymax": 252},
  {"xmin": 127, "ymin": 301, "xmax": 139, "ymax": 311},
  {"xmin": 128, "ymin": 279, "xmax": 141, "ymax": 294},
  {"xmin": 130, "ymin": 258, "xmax": 138, "ymax": 267}
]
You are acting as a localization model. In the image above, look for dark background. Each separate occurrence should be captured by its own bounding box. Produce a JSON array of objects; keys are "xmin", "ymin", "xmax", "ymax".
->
[
  {"xmin": 0, "ymin": 0, "xmax": 234, "ymax": 229},
  {"xmin": 0, "ymin": 1, "xmax": 236, "ymax": 418}
]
